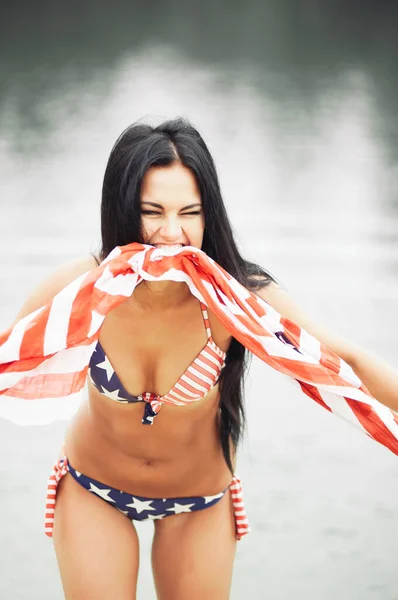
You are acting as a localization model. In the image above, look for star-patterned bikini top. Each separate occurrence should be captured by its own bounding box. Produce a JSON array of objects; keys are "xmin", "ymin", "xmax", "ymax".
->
[{"xmin": 88, "ymin": 302, "xmax": 227, "ymax": 425}]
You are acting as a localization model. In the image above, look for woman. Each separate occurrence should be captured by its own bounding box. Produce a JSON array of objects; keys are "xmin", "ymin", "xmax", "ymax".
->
[{"xmin": 10, "ymin": 118, "xmax": 398, "ymax": 599}]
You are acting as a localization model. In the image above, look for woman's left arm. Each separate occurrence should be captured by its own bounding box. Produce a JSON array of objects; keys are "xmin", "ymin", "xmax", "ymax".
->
[{"xmin": 257, "ymin": 283, "xmax": 398, "ymax": 413}]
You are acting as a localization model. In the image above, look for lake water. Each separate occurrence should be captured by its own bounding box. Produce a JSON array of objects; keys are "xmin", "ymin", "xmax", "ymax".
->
[{"xmin": 1, "ymin": 3, "xmax": 398, "ymax": 599}]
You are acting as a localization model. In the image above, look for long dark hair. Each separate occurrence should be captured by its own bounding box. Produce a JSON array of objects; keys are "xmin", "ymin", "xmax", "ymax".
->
[{"xmin": 98, "ymin": 118, "xmax": 276, "ymax": 472}]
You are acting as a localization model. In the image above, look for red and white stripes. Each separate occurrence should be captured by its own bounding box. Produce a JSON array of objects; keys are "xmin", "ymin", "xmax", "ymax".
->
[
  {"xmin": 229, "ymin": 475, "xmax": 251, "ymax": 540},
  {"xmin": 0, "ymin": 242, "xmax": 397, "ymax": 456},
  {"xmin": 44, "ymin": 456, "xmax": 69, "ymax": 537}
]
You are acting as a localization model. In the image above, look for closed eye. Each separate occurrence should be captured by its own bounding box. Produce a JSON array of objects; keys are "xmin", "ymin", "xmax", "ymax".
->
[{"xmin": 141, "ymin": 211, "xmax": 202, "ymax": 216}]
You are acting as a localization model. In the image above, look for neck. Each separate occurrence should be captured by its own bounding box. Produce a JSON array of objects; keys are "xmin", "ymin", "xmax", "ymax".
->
[{"xmin": 128, "ymin": 279, "xmax": 192, "ymax": 311}]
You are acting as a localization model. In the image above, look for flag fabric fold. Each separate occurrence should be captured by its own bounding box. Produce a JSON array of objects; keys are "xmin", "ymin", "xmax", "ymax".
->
[{"xmin": 0, "ymin": 242, "xmax": 397, "ymax": 454}]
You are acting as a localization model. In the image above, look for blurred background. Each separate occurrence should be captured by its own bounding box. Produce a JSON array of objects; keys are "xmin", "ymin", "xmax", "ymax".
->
[{"xmin": 1, "ymin": 1, "xmax": 398, "ymax": 598}]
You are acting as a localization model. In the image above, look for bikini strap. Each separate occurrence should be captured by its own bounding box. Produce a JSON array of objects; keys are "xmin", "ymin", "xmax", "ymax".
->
[{"xmin": 200, "ymin": 302, "xmax": 213, "ymax": 343}]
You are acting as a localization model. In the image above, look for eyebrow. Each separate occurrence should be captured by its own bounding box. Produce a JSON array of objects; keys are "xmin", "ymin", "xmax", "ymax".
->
[{"xmin": 141, "ymin": 202, "xmax": 202, "ymax": 210}]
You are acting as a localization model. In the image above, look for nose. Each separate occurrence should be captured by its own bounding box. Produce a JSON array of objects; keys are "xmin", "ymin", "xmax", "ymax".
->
[{"xmin": 159, "ymin": 215, "xmax": 183, "ymax": 240}]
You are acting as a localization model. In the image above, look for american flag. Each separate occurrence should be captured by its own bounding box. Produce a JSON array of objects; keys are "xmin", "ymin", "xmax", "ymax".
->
[{"xmin": 0, "ymin": 242, "xmax": 397, "ymax": 455}]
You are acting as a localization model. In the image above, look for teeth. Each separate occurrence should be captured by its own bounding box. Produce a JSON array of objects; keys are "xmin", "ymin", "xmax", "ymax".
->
[{"xmin": 154, "ymin": 244, "xmax": 184, "ymax": 254}]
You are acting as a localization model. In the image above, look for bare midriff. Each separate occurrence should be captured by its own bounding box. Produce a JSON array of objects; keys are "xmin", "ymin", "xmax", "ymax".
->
[{"xmin": 63, "ymin": 287, "xmax": 234, "ymax": 498}]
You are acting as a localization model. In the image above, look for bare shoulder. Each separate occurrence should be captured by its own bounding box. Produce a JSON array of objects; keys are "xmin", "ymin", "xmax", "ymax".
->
[
  {"xmin": 209, "ymin": 281, "xmax": 308, "ymax": 350},
  {"xmin": 255, "ymin": 281, "xmax": 357, "ymax": 363},
  {"xmin": 12, "ymin": 255, "xmax": 99, "ymax": 324},
  {"xmin": 255, "ymin": 281, "xmax": 311, "ymax": 328}
]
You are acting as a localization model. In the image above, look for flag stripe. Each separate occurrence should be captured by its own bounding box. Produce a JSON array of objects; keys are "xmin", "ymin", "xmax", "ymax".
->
[{"xmin": 0, "ymin": 242, "xmax": 397, "ymax": 459}]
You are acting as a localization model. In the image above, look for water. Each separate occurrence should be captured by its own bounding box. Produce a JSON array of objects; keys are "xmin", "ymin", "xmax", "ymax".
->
[{"xmin": 1, "ymin": 2, "xmax": 398, "ymax": 598}]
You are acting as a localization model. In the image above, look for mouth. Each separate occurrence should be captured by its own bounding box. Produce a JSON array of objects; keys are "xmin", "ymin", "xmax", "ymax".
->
[
  {"xmin": 151, "ymin": 243, "xmax": 186, "ymax": 254},
  {"xmin": 152, "ymin": 243, "xmax": 185, "ymax": 248}
]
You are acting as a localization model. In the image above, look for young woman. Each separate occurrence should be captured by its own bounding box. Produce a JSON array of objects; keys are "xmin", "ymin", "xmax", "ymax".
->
[{"xmin": 10, "ymin": 119, "xmax": 398, "ymax": 599}]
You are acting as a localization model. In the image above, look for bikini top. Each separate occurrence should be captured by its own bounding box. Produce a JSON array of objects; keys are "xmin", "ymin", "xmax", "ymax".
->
[{"xmin": 88, "ymin": 302, "xmax": 227, "ymax": 425}]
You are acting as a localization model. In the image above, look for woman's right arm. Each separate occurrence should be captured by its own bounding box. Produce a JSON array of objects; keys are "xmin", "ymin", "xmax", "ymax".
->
[{"xmin": 11, "ymin": 256, "xmax": 98, "ymax": 326}]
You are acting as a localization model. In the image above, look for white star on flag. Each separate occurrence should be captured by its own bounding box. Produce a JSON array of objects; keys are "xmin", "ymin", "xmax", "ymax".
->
[
  {"xmin": 95, "ymin": 358, "xmax": 114, "ymax": 382},
  {"xmin": 145, "ymin": 513, "xmax": 167, "ymax": 520},
  {"xmin": 125, "ymin": 497, "xmax": 156, "ymax": 514},
  {"xmin": 166, "ymin": 502, "xmax": 196, "ymax": 514},
  {"xmin": 74, "ymin": 470, "xmax": 81, "ymax": 477},
  {"xmin": 101, "ymin": 387, "xmax": 125, "ymax": 401},
  {"xmin": 203, "ymin": 492, "xmax": 224, "ymax": 504},
  {"xmin": 89, "ymin": 483, "xmax": 116, "ymax": 502}
]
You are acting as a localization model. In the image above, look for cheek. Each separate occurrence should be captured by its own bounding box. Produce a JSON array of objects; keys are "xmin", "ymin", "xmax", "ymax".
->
[
  {"xmin": 199, "ymin": 217, "xmax": 205, "ymax": 239},
  {"xmin": 198, "ymin": 217, "xmax": 206, "ymax": 242},
  {"xmin": 189, "ymin": 219, "xmax": 205, "ymax": 242},
  {"xmin": 140, "ymin": 219, "xmax": 154, "ymax": 240},
  {"xmin": 195, "ymin": 214, "xmax": 205, "ymax": 232}
]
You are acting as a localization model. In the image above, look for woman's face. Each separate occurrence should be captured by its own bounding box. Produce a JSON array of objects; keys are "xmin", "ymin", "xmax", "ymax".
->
[{"xmin": 140, "ymin": 163, "xmax": 205, "ymax": 250}]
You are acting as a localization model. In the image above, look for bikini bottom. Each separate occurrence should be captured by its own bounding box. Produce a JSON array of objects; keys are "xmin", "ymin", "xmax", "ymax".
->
[{"xmin": 45, "ymin": 456, "xmax": 251, "ymax": 540}]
